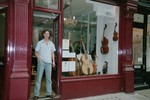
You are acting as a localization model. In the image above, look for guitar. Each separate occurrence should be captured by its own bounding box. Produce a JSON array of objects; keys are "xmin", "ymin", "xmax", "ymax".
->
[
  {"xmin": 113, "ymin": 23, "xmax": 118, "ymax": 41},
  {"xmin": 68, "ymin": 32, "xmax": 80, "ymax": 76},
  {"xmin": 80, "ymin": 37, "xmax": 93, "ymax": 75},
  {"xmin": 100, "ymin": 24, "xmax": 109, "ymax": 54}
]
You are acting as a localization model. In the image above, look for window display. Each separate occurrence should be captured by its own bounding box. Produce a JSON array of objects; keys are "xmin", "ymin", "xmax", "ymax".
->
[{"xmin": 63, "ymin": 0, "xmax": 120, "ymax": 77}]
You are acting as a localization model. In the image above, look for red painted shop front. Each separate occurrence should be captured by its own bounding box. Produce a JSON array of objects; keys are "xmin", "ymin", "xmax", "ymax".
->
[{"xmin": 0, "ymin": 0, "xmax": 138, "ymax": 100}]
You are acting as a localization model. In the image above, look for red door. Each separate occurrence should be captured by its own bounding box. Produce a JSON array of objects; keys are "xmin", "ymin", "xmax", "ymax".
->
[{"xmin": 52, "ymin": 15, "xmax": 60, "ymax": 94}]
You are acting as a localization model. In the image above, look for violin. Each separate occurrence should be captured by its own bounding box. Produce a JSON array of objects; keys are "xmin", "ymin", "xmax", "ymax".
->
[
  {"xmin": 100, "ymin": 24, "xmax": 109, "ymax": 54},
  {"xmin": 113, "ymin": 23, "xmax": 118, "ymax": 41}
]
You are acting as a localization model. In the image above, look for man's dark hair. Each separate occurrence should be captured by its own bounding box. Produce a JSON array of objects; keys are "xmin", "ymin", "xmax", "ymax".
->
[{"xmin": 41, "ymin": 29, "xmax": 52, "ymax": 38}]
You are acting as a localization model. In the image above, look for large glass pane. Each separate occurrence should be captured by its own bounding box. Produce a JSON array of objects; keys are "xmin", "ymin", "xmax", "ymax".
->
[
  {"xmin": 34, "ymin": 0, "xmax": 59, "ymax": 10},
  {"xmin": 63, "ymin": 0, "xmax": 120, "ymax": 77},
  {"xmin": 133, "ymin": 28, "xmax": 143, "ymax": 65},
  {"xmin": 146, "ymin": 15, "xmax": 150, "ymax": 71}
]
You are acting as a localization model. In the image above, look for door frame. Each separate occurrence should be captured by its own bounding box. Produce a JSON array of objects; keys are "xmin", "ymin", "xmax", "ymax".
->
[{"xmin": 28, "ymin": 0, "xmax": 63, "ymax": 97}]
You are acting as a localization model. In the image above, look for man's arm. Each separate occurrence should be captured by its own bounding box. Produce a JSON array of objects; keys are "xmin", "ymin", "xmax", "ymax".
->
[
  {"xmin": 52, "ymin": 52, "xmax": 55, "ymax": 68},
  {"xmin": 35, "ymin": 51, "xmax": 41, "ymax": 61}
]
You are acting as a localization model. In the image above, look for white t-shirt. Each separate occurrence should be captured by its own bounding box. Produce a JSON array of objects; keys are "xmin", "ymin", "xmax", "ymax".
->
[{"xmin": 35, "ymin": 39, "xmax": 56, "ymax": 63}]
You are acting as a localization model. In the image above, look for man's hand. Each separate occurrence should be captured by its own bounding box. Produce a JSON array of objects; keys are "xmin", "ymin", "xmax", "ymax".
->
[{"xmin": 52, "ymin": 62, "xmax": 55, "ymax": 68}]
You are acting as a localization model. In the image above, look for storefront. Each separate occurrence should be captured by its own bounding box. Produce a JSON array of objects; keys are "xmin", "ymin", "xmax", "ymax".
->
[
  {"xmin": 133, "ymin": 0, "xmax": 150, "ymax": 90},
  {"xmin": 0, "ymin": 0, "xmax": 139, "ymax": 100}
]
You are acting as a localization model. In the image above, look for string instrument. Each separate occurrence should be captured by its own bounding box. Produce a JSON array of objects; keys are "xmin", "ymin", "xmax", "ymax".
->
[
  {"xmin": 113, "ymin": 23, "xmax": 118, "ymax": 41},
  {"xmin": 68, "ymin": 54, "xmax": 76, "ymax": 76},
  {"xmin": 80, "ymin": 38, "xmax": 93, "ymax": 75},
  {"xmin": 92, "ymin": 60, "xmax": 97, "ymax": 74},
  {"xmin": 68, "ymin": 32, "xmax": 80, "ymax": 76},
  {"xmin": 100, "ymin": 24, "xmax": 109, "ymax": 54}
]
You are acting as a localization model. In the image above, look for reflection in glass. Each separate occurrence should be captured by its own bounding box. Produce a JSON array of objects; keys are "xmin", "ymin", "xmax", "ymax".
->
[{"xmin": 34, "ymin": 0, "xmax": 59, "ymax": 10}]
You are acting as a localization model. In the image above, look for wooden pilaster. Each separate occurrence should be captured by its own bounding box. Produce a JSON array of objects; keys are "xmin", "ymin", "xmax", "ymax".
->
[
  {"xmin": 123, "ymin": 0, "xmax": 138, "ymax": 93},
  {"xmin": 4, "ymin": 0, "xmax": 30, "ymax": 100}
]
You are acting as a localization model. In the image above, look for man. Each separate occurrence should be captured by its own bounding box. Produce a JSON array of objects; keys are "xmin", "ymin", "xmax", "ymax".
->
[{"xmin": 33, "ymin": 30, "xmax": 56, "ymax": 100}]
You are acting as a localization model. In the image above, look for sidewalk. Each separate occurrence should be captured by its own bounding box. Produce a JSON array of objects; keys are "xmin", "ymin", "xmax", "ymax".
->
[{"xmin": 72, "ymin": 89, "xmax": 150, "ymax": 100}]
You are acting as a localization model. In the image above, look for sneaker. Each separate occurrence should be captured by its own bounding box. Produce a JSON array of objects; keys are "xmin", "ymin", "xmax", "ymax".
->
[{"xmin": 33, "ymin": 96, "xmax": 38, "ymax": 100}]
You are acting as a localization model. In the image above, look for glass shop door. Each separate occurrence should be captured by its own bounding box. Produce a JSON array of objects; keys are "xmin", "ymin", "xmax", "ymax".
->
[{"xmin": 0, "ymin": 7, "xmax": 7, "ymax": 100}]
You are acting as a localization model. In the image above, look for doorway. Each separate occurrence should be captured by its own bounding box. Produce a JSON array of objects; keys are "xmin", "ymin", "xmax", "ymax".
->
[
  {"xmin": 29, "ymin": 11, "xmax": 59, "ymax": 99},
  {"xmin": 133, "ymin": 13, "xmax": 150, "ymax": 90}
]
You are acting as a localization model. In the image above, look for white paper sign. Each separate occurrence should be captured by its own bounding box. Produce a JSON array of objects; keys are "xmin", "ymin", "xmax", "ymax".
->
[
  {"xmin": 62, "ymin": 61, "xmax": 68, "ymax": 72},
  {"xmin": 68, "ymin": 61, "xmax": 76, "ymax": 71},
  {"xmin": 62, "ymin": 39, "xmax": 69, "ymax": 50},
  {"xmin": 62, "ymin": 61, "xmax": 76, "ymax": 72},
  {"xmin": 62, "ymin": 51, "xmax": 76, "ymax": 58}
]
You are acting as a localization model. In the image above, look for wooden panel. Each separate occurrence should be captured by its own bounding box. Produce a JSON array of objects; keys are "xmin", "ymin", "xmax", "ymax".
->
[
  {"xmin": 61, "ymin": 76, "xmax": 122, "ymax": 99},
  {"xmin": 9, "ymin": 78, "xmax": 28, "ymax": 100}
]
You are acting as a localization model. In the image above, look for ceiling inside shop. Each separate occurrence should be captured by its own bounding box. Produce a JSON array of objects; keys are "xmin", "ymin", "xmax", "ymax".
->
[
  {"xmin": 63, "ymin": 0, "xmax": 93, "ymax": 18},
  {"xmin": 33, "ymin": 0, "xmax": 96, "ymax": 28}
]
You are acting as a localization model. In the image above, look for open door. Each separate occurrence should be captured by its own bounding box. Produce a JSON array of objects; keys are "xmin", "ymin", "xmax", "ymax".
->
[
  {"xmin": 52, "ymin": 15, "xmax": 59, "ymax": 94},
  {"xmin": 133, "ymin": 13, "xmax": 149, "ymax": 90},
  {"xmin": 29, "ymin": 11, "xmax": 60, "ymax": 99},
  {"xmin": 0, "ymin": 7, "xmax": 7, "ymax": 100}
]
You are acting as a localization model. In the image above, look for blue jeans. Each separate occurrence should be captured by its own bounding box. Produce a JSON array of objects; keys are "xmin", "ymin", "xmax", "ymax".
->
[{"xmin": 34, "ymin": 60, "xmax": 52, "ymax": 96}]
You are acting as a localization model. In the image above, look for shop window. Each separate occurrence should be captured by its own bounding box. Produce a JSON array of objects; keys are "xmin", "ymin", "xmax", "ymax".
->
[
  {"xmin": 133, "ymin": 28, "xmax": 143, "ymax": 65},
  {"xmin": 34, "ymin": 0, "xmax": 59, "ymax": 10},
  {"xmin": 146, "ymin": 15, "xmax": 150, "ymax": 71},
  {"xmin": 62, "ymin": 0, "xmax": 120, "ymax": 77}
]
